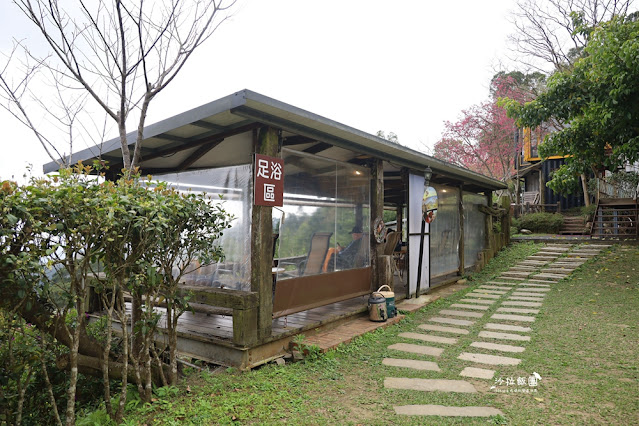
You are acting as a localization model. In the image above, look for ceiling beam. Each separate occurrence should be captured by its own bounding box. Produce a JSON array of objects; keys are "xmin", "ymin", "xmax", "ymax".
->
[
  {"xmin": 176, "ymin": 140, "xmax": 225, "ymax": 171},
  {"xmin": 191, "ymin": 120, "xmax": 225, "ymax": 132},
  {"xmin": 140, "ymin": 122, "xmax": 261, "ymax": 163},
  {"xmin": 283, "ymin": 135, "xmax": 316, "ymax": 146},
  {"xmin": 303, "ymin": 142, "xmax": 332, "ymax": 155}
]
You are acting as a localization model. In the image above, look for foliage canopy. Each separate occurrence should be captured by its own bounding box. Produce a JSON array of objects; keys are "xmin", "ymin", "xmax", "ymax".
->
[{"xmin": 502, "ymin": 16, "xmax": 639, "ymax": 193}]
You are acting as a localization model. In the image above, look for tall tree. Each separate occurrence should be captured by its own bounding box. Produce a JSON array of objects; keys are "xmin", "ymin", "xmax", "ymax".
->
[
  {"xmin": 0, "ymin": 0, "xmax": 236, "ymax": 173},
  {"xmin": 508, "ymin": 0, "xmax": 634, "ymax": 71},
  {"xmin": 502, "ymin": 15, "xmax": 639, "ymax": 193},
  {"xmin": 433, "ymin": 73, "xmax": 543, "ymax": 183}
]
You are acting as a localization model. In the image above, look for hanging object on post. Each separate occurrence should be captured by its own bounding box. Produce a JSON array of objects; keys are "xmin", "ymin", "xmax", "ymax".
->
[
  {"xmin": 373, "ymin": 216, "xmax": 386, "ymax": 243},
  {"xmin": 422, "ymin": 186, "xmax": 438, "ymax": 224}
]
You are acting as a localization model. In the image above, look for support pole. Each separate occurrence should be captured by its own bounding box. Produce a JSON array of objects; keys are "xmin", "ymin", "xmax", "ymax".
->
[
  {"xmin": 251, "ymin": 126, "xmax": 279, "ymax": 341},
  {"xmin": 458, "ymin": 185, "xmax": 465, "ymax": 276},
  {"xmin": 370, "ymin": 159, "xmax": 384, "ymax": 291}
]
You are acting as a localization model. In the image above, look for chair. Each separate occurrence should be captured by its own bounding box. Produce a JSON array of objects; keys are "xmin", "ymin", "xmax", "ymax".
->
[
  {"xmin": 298, "ymin": 232, "xmax": 333, "ymax": 276},
  {"xmin": 383, "ymin": 231, "xmax": 401, "ymax": 256}
]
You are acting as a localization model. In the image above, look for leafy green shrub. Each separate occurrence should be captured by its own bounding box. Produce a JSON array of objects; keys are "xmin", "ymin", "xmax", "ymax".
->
[
  {"xmin": 581, "ymin": 204, "xmax": 597, "ymax": 221},
  {"xmin": 517, "ymin": 213, "xmax": 564, "ymax": 233}
]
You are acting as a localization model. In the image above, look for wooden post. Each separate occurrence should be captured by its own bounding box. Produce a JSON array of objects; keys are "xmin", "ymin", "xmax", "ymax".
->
[
  {"xmin": 500, "ymin": 195, "xmax": 511, "ymax": 246},
  {"xmin": 539, "ymin": 169, "xmax": 546, "ymax": 211},
  {"xmin": 485, "ymin": 191, "xmax": 493, "ymax": 256},
  {"xmin": 396, "ymin": 203, "xmax": 403, "ymax": 242},
  {"xmin": 370, "ymin": 159, "xmax": 384, "ymax": 291},
  {"xmin": 458, "ymin": 186, "xmax": 465, "ymax": 276},
  {"xmin": 251, "ymin": 126, "xmax": 279, "ymax": 341}
]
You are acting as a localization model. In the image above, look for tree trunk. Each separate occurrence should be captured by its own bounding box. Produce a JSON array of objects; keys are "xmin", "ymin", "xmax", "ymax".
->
[{"xmin": 581, "ymin": 173, "xmax": 591, "ymax": 206}]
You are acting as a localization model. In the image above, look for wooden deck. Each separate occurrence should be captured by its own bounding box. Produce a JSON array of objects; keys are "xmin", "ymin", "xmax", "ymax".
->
[{"xmin": 114, "ymin": 273, "xmax": 410, "ymax": 368}]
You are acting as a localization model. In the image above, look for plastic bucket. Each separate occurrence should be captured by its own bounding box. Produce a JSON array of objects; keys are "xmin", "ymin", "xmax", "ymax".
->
[{"xmin": 377, "ymin": 285, "xmax": 396, "ymax": 318}]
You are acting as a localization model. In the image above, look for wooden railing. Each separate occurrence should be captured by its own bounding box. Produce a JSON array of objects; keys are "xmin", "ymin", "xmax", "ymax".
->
[{"xmin": 178, "ymin": 286, "xmax": 258, "ymax": 346}]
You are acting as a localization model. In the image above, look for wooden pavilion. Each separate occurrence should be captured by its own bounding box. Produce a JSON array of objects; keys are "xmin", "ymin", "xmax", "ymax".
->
[{"xmin": 44, "ymin": 90, "xmax": 507, "ymax": 368}]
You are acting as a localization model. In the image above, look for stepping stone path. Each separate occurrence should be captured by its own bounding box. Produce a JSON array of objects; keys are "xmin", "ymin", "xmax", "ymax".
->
[{"xmin": 383, "ymin": 242, "xmax": 610, "ymax": 420}]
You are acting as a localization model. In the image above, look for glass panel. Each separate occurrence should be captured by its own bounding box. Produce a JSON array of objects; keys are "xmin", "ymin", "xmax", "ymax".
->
[
  {"xmin": 429, "ymin": 185, "xmax": 460, "ymax": 278},
  {"xmin": 463, "ymin": 192, "xmax": 487, "ymax": 268},
  {"xmin": 157, "ymin": 165, "xmax": 252, "ymax": 291},
  {"xmin": 278, "ymin": 149, "xmax": 370, "ymax": 279}
]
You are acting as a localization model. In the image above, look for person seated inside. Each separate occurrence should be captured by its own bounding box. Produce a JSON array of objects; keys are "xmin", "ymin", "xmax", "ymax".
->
[{"xmin": 333, "ymin": 226, "xmax": 365, "ymax": 270}]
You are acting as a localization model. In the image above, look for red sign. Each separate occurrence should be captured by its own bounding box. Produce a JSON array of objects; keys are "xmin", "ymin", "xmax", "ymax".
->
[{"xmin": 254, "ymin": 154, "xmax": 284, "ymax": 206}]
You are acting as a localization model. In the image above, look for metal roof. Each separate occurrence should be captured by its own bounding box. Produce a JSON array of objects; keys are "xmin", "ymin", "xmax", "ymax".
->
[{"xmin": 43, "ymin": 89, "xmax": 506, "ymax": 192}]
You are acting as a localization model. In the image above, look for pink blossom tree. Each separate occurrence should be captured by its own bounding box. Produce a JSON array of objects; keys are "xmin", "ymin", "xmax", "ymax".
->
[{"xmin": 433, "ymin": 73, "xmax": 542, "ymax": 183}]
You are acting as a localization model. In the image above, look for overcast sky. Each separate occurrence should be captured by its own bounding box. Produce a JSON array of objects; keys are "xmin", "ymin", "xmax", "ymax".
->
[{"xmin": 0, "ymin": 0, "xmax": 517, "ymax": 182}]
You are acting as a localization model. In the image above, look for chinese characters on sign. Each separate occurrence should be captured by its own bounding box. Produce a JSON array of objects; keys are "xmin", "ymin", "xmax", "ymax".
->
[{"xmin": 254, "ymin": 154, "xmax": 284, "ymax": 206}]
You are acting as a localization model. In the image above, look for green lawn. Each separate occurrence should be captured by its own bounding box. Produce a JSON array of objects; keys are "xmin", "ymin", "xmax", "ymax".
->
[{"xmin": 80, "ymin": 242, "xmax": 639, "ymax": 425}]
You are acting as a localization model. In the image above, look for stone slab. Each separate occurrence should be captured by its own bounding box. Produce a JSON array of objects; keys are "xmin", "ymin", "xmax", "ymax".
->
[
  {"xmin": 385, "ymin": 377, "xmax": 476, "ymax": 393},
  {"xmin": 479, "ymin": 330, "xmax": 531, "ymax": 341},
  {"xmin": 479, "ymin": 285, "xmax": 513, "ymax": 290},
  {"xmin": 459, "ymin": 298, "xmax": 495, "ymax": 305},
  {"xmin": 497, "ymin": 307, "xmax": 539, "ymax": 314},
  {"xmin": 502, "ymin": 301, "xmax": 542, "ymax": 307},
  {"xmin": 510, "ymin": 266, "xmax": 537, "ymax": 272},
  {"xmin": 484, "ymin": 323, "xmax": 532, "ymax": 333},
  {"xmin": 460, "ymin": 366, "xmax": 495, "ymax": 380},
  {"xmin": 388, "ymin": 343, "xmax": 444, "ymax": 357},
  {"xmin": 467, "ymin": 293, "xmax": 500, "ymax": 299},
  {"xmin": 516, "ymin": 287, "xmax": 549, "ymax": 292},
  {"xmin": 487, "ymin": 281, "xmax": 518, "ymax": 286},
  {"xmin": 541, "ymin": 247, "xmax": 570, "ymax": 252},
  {"xmin": 419, "ymin": 324, "xmax": 470, "ymax": 335},
  {"xmin": 394, "ymin": 405, "xmax": 503, "ymax": 417},
  {"xmin": 382, "ymin": 358, "xmax": 441, "ymax": 371},
  {"xmin": 450, "ymin": 303, "xmax": 490, "ymax": 311},
  {"xmin": 543, "ymin": 268, "xmax": 574, "ymax": 274},
  {"xmin": 471, "ymin": 341, "xmax": 525, "ymax": 353},
  {"xmin": 399, "ymin": 332, "xmax": 457, "ymax": 345},
  {"xmin": 458, "ymin": 352, "xmax": 521, "ymax": 366},
  {"xmin": 508, "ymin": 295, "xmax": 545, "ymax": 301},
  {"xmin": 528, "ymin": 279, "xmax": 558, "ymax": 284},
  {"xmin": 429, "ymin": 317, "xmax": 475, "ymax": 326},
  {"xmin": 439, "ymin": 309, "xmax": 484, "ymax": 318},
  {"xmin": 535, "ymin": 273, "xmax": 568, "ymax": 279},
  {"xmin": 473, "ymin": 289, "xmax": 507, "ymax": 295},
  {"xmin": 512, "ymin": 292, "xmax": 546, "ymax": 297},
  {"xmin": 497, "ymin": 276, "xmax": 526, "ymax": 281},
  {"xmin": 491, "ymin": 313, "xmax": 535, "ymax": 323},
  {"xmin": 502, "ymin": 271, "xmax": 531, "ymax": 278},
  {"xmin": 520, "ymin": 260, "xmax": 549, "ymax": 265},
  {"xmin": 518, "ymin": 283, "xmax": 551, "ymax": 288}
]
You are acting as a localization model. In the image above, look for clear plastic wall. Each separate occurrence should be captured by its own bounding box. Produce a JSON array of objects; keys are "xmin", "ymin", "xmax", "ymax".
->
[
  {"xmin": 429, "ymin": 184, "xmax": 460, "ymax": 278},
  {"xmin": 158, "ymin": 165, "xmax": 252, "ymax": 291},
  {"xmin": 463, "ymin": 192, "xmax": 487, "ymax": 268},
  {"xmin": 277, "ymin": 149, "xmax": 370, "ymax": 278}
]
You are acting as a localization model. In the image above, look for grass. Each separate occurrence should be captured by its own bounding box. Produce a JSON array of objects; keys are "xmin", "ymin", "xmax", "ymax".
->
[{"xmin": 80, "ymin": 242, "xmax": 639, "ymax": 425}]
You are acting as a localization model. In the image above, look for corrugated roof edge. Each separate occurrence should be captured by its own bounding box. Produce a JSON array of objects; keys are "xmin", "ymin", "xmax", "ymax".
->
[{"xmin": 42, "ymin": 89, "xmax": 506, "ymax": 191}]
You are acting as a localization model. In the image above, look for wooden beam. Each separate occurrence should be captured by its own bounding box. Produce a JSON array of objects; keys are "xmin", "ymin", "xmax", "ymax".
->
[
  {"xmin": 458, "ymin": 185, "xmax": 465, "ymax": 276},
  {"xmin": 192, "ymin": 120, "xmax": 225, "ymax": 132},
  {"xmin": 303, "ymin": 142, "xmax": 333, "ymax": 155},
  {"xmin": 485, "ymin": 191, "xmax": 493, "ymax": 255},
  {"xmin": 282, "ymin": 135, "xmax": 316, "ymax": 146},
  {"xmin": 251, "ymin": 126, "xmax": 279, "ymax": 341},
  {"xmin": 370, "ymin": 159, "xmax": 384, "ymax": 291},
  {"xmin": 176, "ymin": 140, "xmax": 225, "ymax": 171},
  {"xmin": 140, "ymin": 122, "xmax": 261, "ymax": 163}
]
